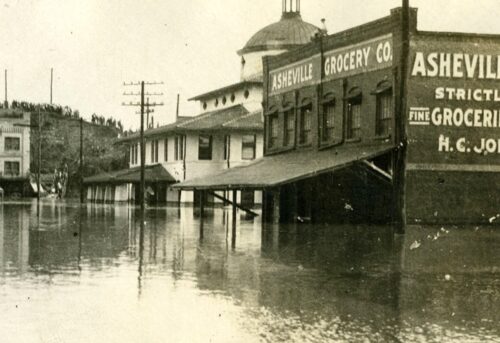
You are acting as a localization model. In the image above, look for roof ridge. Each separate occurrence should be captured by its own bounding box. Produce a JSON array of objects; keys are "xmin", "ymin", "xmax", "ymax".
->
[
  {"xmin": 222, "ymin": 110, "xmax": 261, "ymax": 127},
  {"xmin": 177, "ymin": 104, "xmax": 247, "ymax": 127}
]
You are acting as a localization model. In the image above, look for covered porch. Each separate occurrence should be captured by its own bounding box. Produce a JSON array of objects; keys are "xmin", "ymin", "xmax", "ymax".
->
[{"xmin": 173, "ymin": 143, "xmax": 396, "ymax": 224}]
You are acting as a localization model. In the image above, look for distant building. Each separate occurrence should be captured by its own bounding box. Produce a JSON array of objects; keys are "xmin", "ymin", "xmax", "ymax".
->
[
  {"xmin": 84, "ymin": 0, "xmax": 321, "ymax": 206},
  {"xmin": 0, "ymin": 109, "xmax": 30, "ymax": 196}
]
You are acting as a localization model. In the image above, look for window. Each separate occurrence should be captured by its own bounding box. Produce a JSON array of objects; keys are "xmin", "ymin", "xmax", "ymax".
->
[
  {"xmin": 164, "ymin": 138, "xmax": 168, "ymax": 161},
  {"xmin": 203, "ymin": 102, "xmax": 207, "ymax": 110},
  {"xmin": 231, "ymin": 93, "xmax": 236, "ymax": 103},
  {"xmin": 150, "ymin": 140, "xmax": 157, "ymax": 163},
  {"xmin": 299, "ymin": 104, "xmax": 312, "ymax": 145},
  {"xmin": 131, "ymin": 144, "xmax": 139, "ymax": 165},
  {"xmin": 241, "ymin": 135, "xmax": 256, "ymax": 160},
  {"xmin": 215, "ymin": 99, "xmax": 219, "ymax": 107},
  {"xmin": 244, "ymin": 90, "xmax": 250, "ymax": 99},
  {"xmin": 5, "ymin": 137, "xmax": 20, "ymax": 151},
  {"xmin": 222, "ymin": 96, "xmax": 227, "ymax": 105},
  {"xmin": 268, "ymin": 114, "xmax": 279, "ymax": 148},
  {"xmin": 175, "ymin": 135, "xmax": 185, "ymax": 161},
  {"xmin": 322, "ymin": 101, "xmax": 335, "ymax": 141},
  {"xmin": 223, "ymin": 135, "xmax": 230, "ymax": 160},
  {"xmin": 347, "ymin": 101, "xmax": 362, "ymax": 139},
  {"xmin": 198, "ymin": 135, "xmax": 212, "ymax": 160},
  {"xmin": 284, "ymin": 109, "xmax": 295, "ymax": 146},
  {"xmin": 4, "ymin": 161, "xmax": 20, "ymax": 176},
  {"xmin": 376, "ymin": 91, "xmax": 393, "ymax": 136}
]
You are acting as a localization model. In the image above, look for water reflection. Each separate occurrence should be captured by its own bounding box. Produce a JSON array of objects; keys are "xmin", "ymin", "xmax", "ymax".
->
[{"xmin": 0, "ymin": 200, "xmax": 498, "ymax": 342}]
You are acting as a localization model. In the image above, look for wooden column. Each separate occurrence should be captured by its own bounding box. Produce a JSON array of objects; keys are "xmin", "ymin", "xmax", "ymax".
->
[
  {"xmin": 231, "ymin": 190, "xmax": 237, "ymax": 248},
  {"xmin": 272, "ymin": 189, "xmax": 281, "ymax": 224}
]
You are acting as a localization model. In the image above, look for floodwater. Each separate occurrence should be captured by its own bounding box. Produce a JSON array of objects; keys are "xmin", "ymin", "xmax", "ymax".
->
[{"xmin": 0, "ymin": 200, "xmax": 499, "ymax": 343}]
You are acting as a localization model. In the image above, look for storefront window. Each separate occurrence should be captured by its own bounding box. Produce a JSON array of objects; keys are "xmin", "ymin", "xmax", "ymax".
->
[
  {"xmin": 241, "ymin": 135, "xmax": 256, "ymax": 160},
  {"xmin": 198, "ymin": 135, "xmax": 212, "ymax": 160},
  {"xmin": 299, "ymin": 104, "xmax": 312, "ymax": 145}
]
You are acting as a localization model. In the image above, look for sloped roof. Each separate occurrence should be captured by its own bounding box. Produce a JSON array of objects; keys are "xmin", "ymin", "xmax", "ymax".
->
[
  {"xmin": 83, "ymin": 164, "xmax": 175, "ymax": 184},
  {"xmin": 189, "ymin": 81, "xmax": 262, "ymax": 101},
  {"xmin": 173, "ymin": 143, "xmax": 395, "ymax": 190},
  {"xmin": 222, "ymin": 111, "xmax": 263, "ymax": 130},
  {"xmin": 176, "ymin": 105, "xmax": 253, "ymax": 131}
]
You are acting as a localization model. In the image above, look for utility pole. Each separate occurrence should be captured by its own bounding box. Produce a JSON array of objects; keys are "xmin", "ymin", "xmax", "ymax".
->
[
  {"xmin": 37, "ymin": 106, "xmax": 42, "ymax": 205},
  {"xmin": 50, "ymin": 68, "xmax": 53, "ymax": 104},
  {"xmin": 123, "ymin": 81, "xmax": 164, "ymax": 212},
  {"xmin": 175, "ymin": 94, "xmax": 180, "ymax": 122},
  {"xmin": 4, "ymin": 70, "xmax": 8, "ymax": 108},
  {"xmin": 80, "ymin": 118, "xmax": 84, "ymax": 204}
]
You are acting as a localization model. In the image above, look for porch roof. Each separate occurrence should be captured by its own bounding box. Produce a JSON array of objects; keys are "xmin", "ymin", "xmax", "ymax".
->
[
  {"xmin": 172, "ymin": 143, "xmax": 395, "ymax": 190},
  {"xmin": 83, "ymin": 164, "xmax": 176, "ymax": 185}
]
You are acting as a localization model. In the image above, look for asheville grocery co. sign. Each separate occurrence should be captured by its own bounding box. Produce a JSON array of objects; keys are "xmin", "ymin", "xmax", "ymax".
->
[
  {"xmin": 407, "ymin": 37, "xmax": 500, "ymax": 167},
  {"xmin": 268, "ymin": 35, "xmax": 393, "ymax": 96}
]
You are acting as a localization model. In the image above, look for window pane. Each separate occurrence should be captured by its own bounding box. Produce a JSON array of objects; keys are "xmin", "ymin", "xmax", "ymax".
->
[
  {"xmin": 242, "ymin": 135, "xmax": 255, "ymax": 160},
  {"xmin": 223, "ymin": 135, "xmax": 230, "ymax": 160},
  {"xmin": 322, "ymin": 103, "xmax": 335, "ymax": 141},
  {"xmin": 268, "ymin": 115, "xmax": 279, "ymax": 148},
  {"xmin": 299, "ymin": 105, "xmax": 312, "ymax": 144},
  {"xmin": 284, "ymin": 110, "xmax": 295, "ymax": 146},
  {"xmin": 348, "ymin": 103, "xmax": 362, "ymax": 139},
  {"xmin": 4, "ymin": 161, "xmax": 20, "ymax": 176},
  {"xmin": 164, "ymin": 138, "xmax": 168, "ymax": 161},
  {"xmin": 377, "ymin": 92, "xmax": 392, "ymax": 136},
  {"xmin": 198, "ymin": 135, "xmax": 212, "ymax": 160},
  {"xmin": 5, "ymin": 137, "xmax": 20, "ymax": 151}
]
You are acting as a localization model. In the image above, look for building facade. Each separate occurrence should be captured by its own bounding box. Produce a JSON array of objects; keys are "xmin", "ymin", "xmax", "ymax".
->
[
  {"xmin": 85, "ymin": 1, "xmax": 321, "ymax": 206},
  {"xmin": 176, "ymin": 5, "xmax": 500, "ymax": 226},
  {"xmin": 0, "ymin": 110, "xmax": 30, "ymax": 196}
]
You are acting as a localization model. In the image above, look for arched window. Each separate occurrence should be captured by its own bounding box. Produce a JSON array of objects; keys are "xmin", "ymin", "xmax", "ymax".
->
[
  {"xmin": 372, "ymin": 80, "xmax": 393, "ymax": 136},
  {"xmin": 321, "ymin": 92, "xmax": 336, "ymax": 142},
  {"xmin": 298, "ymin": 98, "xmax": 313, "ymax": 145},
  {"xmin": 345, "ymin": 87, "xmax": 362, "ymax": 140}
]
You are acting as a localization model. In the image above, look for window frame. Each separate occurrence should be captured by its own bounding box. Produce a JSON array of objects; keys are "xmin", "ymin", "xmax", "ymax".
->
[
  {"xmin": 241, "ymin": 134, "xmax": 256, "ymax": 160},
  {"xmin": 174, "ymin": 135, "xmax": 185, "ymax": 161},
  {"xmin": 223, "ymin": 135, "xmax": 230, "ymax": 161},
  {"xmin": 4, "ymin": 161, "xmax": 20, "ymax": 176},
  {"xmin": 267, "ymin": 111, "xmax": 279, "ymax": 149},
  {"xmin": 283, "ymin": 107, "xmax": 295, "ymax": 147},
  {"xmin": 198, "ymin": 134, "xmax": 213, "ymax": 160},
  {"xmin": 374, "ymin": 84, "xmax": 393, "ymax": 137},
  {"xmin": 164, "ymin": 138, "xmax": 168, "ymax": 162},
  {"xmin": 321, "ymin": 95, "xmax": 336, "ymax": 142},
  {"xmin": 4, "ymin": 137, "xmax": 20, "ymax": 151},
  {"xmin": 298, "ymin": 101, "xmax": 313, "ymax": 146}
]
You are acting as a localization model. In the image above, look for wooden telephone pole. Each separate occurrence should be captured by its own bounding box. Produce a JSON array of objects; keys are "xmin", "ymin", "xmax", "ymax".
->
[{"xmin": 122, "ymin": 81, "xmax": 164, "ymax": 212}]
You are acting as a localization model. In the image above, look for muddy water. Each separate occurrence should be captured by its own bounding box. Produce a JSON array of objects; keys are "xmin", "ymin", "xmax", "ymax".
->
[{"xmin": 0, "ymin": 200, "xmax": 498, "ymax": 342}]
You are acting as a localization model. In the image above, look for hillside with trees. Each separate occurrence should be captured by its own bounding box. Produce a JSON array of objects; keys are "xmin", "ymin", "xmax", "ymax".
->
[{"xmin": 5, "ymin": 101, "xmax": 128, "ymax": 197}]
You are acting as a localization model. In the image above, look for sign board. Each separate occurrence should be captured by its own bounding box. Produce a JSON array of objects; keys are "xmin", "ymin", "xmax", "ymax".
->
[
  {"xmin": 268, "ymin": 34, "xmax": 393, "ymax": 96},
  {"xmin": 407, "ymin": 36, "xmax": 500, "ymax": 168}
]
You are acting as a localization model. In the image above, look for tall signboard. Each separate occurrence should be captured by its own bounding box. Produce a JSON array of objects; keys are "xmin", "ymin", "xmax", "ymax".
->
[{"xmin": 407, "ymin": 36, "xmax": 500, "ymax": 170}]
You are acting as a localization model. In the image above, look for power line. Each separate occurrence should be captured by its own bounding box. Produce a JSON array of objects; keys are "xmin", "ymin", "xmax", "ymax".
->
[{"xmin": 122, "ymin": 80, "xmax": 164, "ymax": 212}]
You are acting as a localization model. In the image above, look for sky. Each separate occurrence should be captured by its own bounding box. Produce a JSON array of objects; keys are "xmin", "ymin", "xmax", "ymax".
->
[{"xmin": 1, "ymin": 0, "xmax": 499, "ymax": 130}]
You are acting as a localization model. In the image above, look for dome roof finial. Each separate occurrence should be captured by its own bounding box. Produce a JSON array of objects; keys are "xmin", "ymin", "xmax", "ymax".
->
[{"xmin": 283, "ymin": 0, "xmax": 300, "ymax": 15}]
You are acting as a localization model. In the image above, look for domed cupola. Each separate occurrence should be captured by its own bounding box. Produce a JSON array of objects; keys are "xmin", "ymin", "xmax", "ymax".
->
[{"xmin": 238, "ymin": 0, "xmax": 321, "ymax": 81}]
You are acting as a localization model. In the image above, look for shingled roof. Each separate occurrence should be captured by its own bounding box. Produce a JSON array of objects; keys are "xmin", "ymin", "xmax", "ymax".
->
[{"xmin": 173, "ymin": 143, "xmax": 395, "ymax": 190}]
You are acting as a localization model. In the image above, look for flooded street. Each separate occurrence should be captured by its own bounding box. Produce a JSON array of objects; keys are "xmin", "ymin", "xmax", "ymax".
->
[{"xmin": 0, "ymin": 201, "xmax": 499, "ymax": 343}]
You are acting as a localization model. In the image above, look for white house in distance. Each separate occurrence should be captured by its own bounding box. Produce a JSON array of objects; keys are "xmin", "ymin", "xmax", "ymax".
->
[
  {"xmin": 0, "ymin": 109, "xmax": 31, "ymax": 196},
  {"xmin": 84, "ymin": 0, "xmax": 320, "ymax": 206}
]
